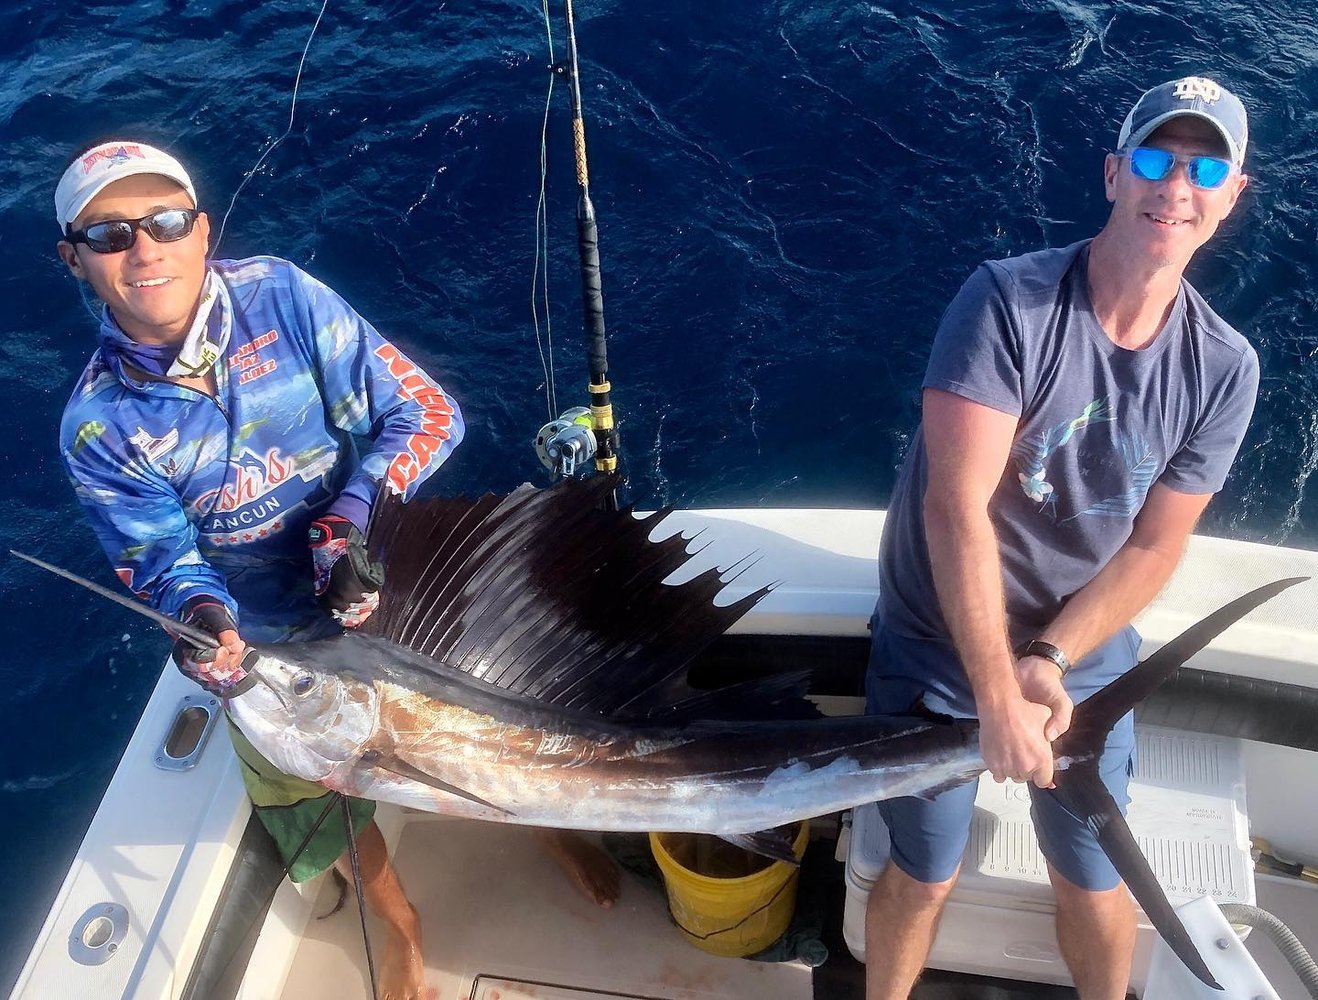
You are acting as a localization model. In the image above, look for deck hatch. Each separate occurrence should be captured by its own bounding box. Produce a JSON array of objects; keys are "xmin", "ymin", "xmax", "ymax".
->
[{"xmin": 156, "ymin": 693, "xmax": 221, "ymax": 771}]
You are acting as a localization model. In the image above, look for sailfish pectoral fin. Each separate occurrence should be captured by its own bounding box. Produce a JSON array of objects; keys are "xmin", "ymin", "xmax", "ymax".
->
[
  {"xmin": 357, "ymin": 749, "xmax": 515, "ymax": 817},
  {"xmin": 1045, "ymin": 764, "xmax": 1222, "ymax": 991},
  {"xmin": 722, "ymin": 829, "xmax": 801, "ymax": 867}
]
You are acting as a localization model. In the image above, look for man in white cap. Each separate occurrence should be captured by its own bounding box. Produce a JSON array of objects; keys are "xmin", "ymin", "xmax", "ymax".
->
[
  {"xmin": 54, "ymin": 140, "xmax": 619, "ymax": 999},
  {"xmin": 55, "ymin": 138, "xmax": 461, "ymax": 1000},
  {"xmin": 864, "ymin": 78, "xmax": 1255, "ymax": 999}
]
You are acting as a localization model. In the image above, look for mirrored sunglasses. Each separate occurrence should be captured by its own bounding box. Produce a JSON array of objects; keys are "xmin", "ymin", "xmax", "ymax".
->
[
  {"xmin": 66, "ymin": 208, "xmax": 200, "ymax": 254},
  {"xmin": 1125, "ymin": 147, "xmax": 1234, "ymax": 191}
]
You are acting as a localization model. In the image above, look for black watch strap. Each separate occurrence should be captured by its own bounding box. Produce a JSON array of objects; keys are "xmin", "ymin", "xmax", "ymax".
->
[{"xmin": 1015, "ymin": 639, "xmax": 1071, "ymax": 676}]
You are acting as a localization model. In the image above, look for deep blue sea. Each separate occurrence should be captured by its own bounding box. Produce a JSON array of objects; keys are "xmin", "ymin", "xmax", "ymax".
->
[{"xmin": 2, "ymin": 0, "xmax": 1316, "ymax": 991}]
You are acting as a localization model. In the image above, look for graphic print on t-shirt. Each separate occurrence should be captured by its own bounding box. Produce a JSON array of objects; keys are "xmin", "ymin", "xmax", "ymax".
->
[
  {"xmin": 1063, "ymin": 429, "xmax": 1158, "ymax": 523},
  {"xmin": 1011, "ymin": 396, "xmax": 1158, "ymax": 523},
  {"xmin": 1012, "ymin": 395, "xmax": 1135, "ymax": 521},
  {"xmin": 1012, "ymin": 397, "xmax": 1113, "ymax": 510}
]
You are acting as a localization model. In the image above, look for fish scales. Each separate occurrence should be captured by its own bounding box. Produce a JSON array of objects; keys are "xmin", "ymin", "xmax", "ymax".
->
[{"xmin": 234, "ymin": 636, "xmax": 986, "ymax": 834}]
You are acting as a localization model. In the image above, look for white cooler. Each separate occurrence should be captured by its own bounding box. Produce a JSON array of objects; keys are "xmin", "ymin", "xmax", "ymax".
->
[{"xmin": 842, "ymin": 726, "xmax": 1253, "ymax": 994}]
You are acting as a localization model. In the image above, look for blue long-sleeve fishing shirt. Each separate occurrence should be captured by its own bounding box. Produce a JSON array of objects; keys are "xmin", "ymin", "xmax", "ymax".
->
[{"xmin": 60, "ymin": 256, "xmax": 464, "ymax": 641}]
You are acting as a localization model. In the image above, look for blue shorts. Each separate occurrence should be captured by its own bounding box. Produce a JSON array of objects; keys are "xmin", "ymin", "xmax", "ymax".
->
[{"xmin": 866, "ymin": 625, "xmax": 1138, "ymax": 891}]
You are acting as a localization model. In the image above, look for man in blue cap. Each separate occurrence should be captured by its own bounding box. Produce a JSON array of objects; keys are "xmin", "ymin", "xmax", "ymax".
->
[{"xmin": 864, "ymin": 77, "xmax": 1255, "ymax": 999}]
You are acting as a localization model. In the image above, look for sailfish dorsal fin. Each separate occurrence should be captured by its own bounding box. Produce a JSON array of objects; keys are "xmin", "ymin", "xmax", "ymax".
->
[{"xmin": 360, "ymin": 477, "xmax": 811, "ymax": 721}]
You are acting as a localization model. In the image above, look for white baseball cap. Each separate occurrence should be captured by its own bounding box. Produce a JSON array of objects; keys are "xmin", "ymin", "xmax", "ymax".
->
[{"xmin": 55, "ymin": 141, "xmax": 197, "ymax": 232}]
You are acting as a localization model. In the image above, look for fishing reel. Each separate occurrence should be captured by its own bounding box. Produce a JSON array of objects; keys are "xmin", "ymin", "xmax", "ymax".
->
[{"xmin": 535, "ymin": 406, "xmax": 599, "ymax": 477}]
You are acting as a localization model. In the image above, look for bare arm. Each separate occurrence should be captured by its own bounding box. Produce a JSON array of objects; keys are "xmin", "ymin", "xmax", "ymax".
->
[
  {"xmin": 921, "ymin": 388, "xmax": 1016, "ymax": 699},
  {"xmin": 1039, "ymin": 482, "xmax": 1208, "ymax": 660},
  {"xmin": 1012, "ymin": 487, "xmax": 1209, "ymax": 760},
  {"xmin": 921, "ymin": 388, "xmax": 1055, "ymax": 785}
]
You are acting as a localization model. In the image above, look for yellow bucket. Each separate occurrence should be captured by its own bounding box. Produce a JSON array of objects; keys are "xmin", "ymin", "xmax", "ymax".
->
[{"xmin": 649, "ymin": 821, "xmax": 809, "ymax": 958}]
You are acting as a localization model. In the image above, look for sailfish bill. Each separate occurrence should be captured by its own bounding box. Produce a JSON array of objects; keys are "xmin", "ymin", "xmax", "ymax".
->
[{"xmin": 11, "ymin": 476, "xmax": 1305, "ymax": 990}]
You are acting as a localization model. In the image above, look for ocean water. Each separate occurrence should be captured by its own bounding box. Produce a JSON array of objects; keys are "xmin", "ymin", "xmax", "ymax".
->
[{"xmin": 2, "ymin": 0, "xmax": 1317, "ymax": 990}]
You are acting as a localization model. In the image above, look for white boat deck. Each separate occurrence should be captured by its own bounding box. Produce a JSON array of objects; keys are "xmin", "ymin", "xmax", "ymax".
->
[
  {"xmin": 282, "ymin": 816, "xmax": 816, "ymax": 1000},
  {"xmin": 274, "ymin": 811, "xmax": 1318, "ymax": 1000}
]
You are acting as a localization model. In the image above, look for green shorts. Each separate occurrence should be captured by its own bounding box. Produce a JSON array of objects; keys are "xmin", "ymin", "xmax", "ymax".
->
[{"xmin": 226, "ymin": 719, "xmax": 377, "ymax": 883}]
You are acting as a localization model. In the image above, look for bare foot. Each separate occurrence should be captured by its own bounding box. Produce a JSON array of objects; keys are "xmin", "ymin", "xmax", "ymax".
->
[
  {"xmin": 376, "ymin": 910, "xmax": 433, "ymax": 1000},
  {"xmin": 536, "ymin": 829, "xmax": 621, "ymax": 907}
]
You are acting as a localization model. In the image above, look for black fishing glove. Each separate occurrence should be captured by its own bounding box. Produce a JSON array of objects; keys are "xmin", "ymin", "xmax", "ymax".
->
[
  {"xmin": 308, "ymin": 514, "xmax": 385, "ymax": 628},
  {"xmin": 170, "ymin": 595, "xmax": 255, "ymax": 697}
]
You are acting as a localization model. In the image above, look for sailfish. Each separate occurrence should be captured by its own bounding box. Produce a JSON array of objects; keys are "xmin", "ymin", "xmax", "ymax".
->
[{"xmin": 14, "ymin": 475, "xmax": 1302, "ymax": 990}]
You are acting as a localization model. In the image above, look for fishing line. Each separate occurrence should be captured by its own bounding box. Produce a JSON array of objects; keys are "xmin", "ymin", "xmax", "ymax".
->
[
  {"xmin": 201, "ymin": 791, "xmax": 342, "ymax": 993},
  {"xmin": 213, "ymin": 0, "xmax": 331, "ymax": 253},
  {"xmin": 672, "ymin": 869, "xmax": 796, "ymax": 942},
  {"xmin": 532, "ymin": 0, "xmax": 559, "ymax": 420},
  {"xmin": 341, "ymin": 797, "xmax": 381, "ymax": 1000},
  {"xmin": 75, "ymin": 276, "xmax": 105, "ymax": 325}
]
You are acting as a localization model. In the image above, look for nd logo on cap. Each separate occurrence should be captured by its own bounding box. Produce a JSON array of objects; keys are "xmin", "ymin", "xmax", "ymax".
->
[{"xmin": 1172, "ymin": 77, "xmax": 1223, "ymax": 103}]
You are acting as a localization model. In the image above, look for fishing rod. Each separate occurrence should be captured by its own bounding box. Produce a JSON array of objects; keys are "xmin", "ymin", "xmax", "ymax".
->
[
  {"xmin": 534, "ymin": 0, "xmax": 621, "ymax": 510},
  {"xmin": 10, "ymin": 550, "xmax": 220, "ymax": 650},
  {"xmin": 10, "ymin": 544, "xmax": 385, "ymax": 999}
]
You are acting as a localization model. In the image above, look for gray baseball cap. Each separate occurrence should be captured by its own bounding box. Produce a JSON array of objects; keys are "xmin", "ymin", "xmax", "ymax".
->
[{"xmin": 1116, "ymin": 76, "xmax": 1248, "ymax": 166}]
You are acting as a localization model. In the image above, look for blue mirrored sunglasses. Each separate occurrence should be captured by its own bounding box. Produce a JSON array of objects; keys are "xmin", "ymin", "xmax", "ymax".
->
[{"xmin": 1124, "ymin": 146, "xmax": 1233, "ymax": 191}]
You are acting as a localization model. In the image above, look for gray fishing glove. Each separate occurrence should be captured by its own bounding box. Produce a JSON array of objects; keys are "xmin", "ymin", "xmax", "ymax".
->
[
  {"xmin": 308, "ymin": 514, "xmax": 385, "ymax": 627},
  {"xmin": 170, "ymin": 596, "xmax": 256, "ymax": 697}
]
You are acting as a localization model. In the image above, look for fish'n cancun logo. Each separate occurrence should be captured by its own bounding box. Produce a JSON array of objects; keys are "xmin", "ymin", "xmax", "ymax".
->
[
  {"xmin": 195, "ymin": 448, "xmax": 299, "ymax": 544},
  {"xmin": 1011, "ymin": 397, "xmax": 1158, "ymax": 523}
]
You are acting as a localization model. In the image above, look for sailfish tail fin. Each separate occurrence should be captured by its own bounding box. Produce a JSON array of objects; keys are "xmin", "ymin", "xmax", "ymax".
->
[
  {"xmin": 1058, "ymin": 576, "xmax": 1307, "ymax": 759},
  {"xmin": 1050, "ymin": 575, "xmax": 1307, "ymax": 990},
  {"xmin": 1044, "ymin": 764, "xmax": 1222, "ymax": 989}
]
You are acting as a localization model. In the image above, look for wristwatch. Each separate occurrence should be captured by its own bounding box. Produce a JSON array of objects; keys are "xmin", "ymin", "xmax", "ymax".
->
[{"xmin": 1014, "ymin": 639, "xmax": 1071, "ymax": 676}]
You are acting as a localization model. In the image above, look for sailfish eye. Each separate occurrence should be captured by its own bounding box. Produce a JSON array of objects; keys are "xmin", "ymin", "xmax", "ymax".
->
[{"xmin": 292, "ymin": 672, "xmax": 316, "ymax": 697}]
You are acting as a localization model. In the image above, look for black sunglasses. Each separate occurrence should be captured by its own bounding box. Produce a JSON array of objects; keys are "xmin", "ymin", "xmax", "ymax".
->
[{"xmin": 66, "ymin": 208, "xmax": 200, "ymax": 254}]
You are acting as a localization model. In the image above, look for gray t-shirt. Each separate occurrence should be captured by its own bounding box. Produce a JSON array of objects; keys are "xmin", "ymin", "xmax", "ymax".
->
[{"xmin": 877, "ymin": 240, "xmax": 1258, "ymax": 683}]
